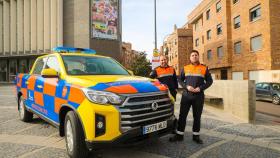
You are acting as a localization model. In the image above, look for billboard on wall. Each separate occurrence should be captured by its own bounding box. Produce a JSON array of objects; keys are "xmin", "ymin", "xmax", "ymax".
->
[{"xmin": 91, "ymin": 0, "xmax": 118, "ymax": 40}]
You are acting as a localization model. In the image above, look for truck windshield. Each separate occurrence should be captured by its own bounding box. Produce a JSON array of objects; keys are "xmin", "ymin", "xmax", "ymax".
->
[{"xmin": 62, "ymin": 55, "xmax": 129, "ymax": 75}]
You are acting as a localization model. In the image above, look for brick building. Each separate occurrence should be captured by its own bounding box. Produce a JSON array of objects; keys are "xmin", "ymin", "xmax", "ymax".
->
[
  {"xmin": 188, "ymin": 0, "xmax": 280, "ymax": 82},
  {"xmin": 121, "ymin": 42, "xmax": 139, "ymax": 69},
  {"xmin": 161, "ymin": 24, "xmax": 193, "ymax": 75}
]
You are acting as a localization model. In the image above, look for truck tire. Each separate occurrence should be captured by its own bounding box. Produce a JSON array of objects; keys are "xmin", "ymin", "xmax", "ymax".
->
[
  {"xmin": 64, "ymin": 111, "xmax": 89, "ymax": 158},
  {"xmin": 18, "ymin": 96, "xmax": 33, "ymax": 122}
]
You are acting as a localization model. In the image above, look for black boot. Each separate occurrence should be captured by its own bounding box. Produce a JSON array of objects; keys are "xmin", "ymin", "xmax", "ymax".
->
[
  {"xmin": 172, "ymin": 118, "xmax": 178, "ymax": 134},
  {"xmin": 169, "ymin": 134, "xmax": 184, "ymax": 142},
  {"xmin": 193, "ymin": 135, "xmax": 203, "ymax": 144}
]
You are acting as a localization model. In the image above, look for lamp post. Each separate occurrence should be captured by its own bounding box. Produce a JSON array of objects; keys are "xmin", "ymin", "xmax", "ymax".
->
[{"xmin": 154, "ymin": 0, "xmax": 157, "ymax": 50}]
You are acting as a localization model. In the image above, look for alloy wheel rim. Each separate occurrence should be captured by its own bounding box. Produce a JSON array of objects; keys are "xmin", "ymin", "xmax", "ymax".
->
[
  {"xmin": 19, "ymin": 100, "xmax": 24, "ymax": 119},
  {"xmin": 273, "ymin": 96, "xmax": 279, "ymax": 104},
  {"xmin": 66, "ymin": 120, "xmax": 74, "ymax": 152}
]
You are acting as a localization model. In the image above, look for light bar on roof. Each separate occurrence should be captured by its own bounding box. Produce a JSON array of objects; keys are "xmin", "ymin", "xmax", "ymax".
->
[{"xmin": 52, "ymin": 46, "xmax": 96, "ymax": 54}]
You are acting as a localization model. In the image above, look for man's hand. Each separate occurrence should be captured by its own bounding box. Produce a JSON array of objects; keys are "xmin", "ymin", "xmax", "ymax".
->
[
  {"xmin": 187, "ymin": 85, "xmax": 195, "ymax": 92},
  {"xmin": 193, "ymin": 87, "xmax": 201, "ymax": 93},
  {"xmin": 186, "ymin": 86, "xmax": 201, "ymax": 93}
]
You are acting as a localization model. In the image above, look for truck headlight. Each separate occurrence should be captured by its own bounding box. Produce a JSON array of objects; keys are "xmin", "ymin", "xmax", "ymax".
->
[{"xmin": 82, "ymin": 88, "xmax": 125, "ymax": 105}]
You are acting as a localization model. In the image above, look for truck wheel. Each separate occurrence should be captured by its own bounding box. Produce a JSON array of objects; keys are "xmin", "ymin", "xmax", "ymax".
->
[
  {"xmin": 18, "ymin": 96, "xmax": 33, "ymax": 122},
  {"xmin": 272, "ymin": 95, "xmax": 280, "ymax": 105},
  {"xmin": 64, "ymin": 111, "xmax": 89, "ymax": 158}
]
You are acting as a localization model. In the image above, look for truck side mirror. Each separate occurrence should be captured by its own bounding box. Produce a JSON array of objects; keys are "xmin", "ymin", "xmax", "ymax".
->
[{"xmin": 41, "ymin": 68, "xmax": 59, "ymax": 78}]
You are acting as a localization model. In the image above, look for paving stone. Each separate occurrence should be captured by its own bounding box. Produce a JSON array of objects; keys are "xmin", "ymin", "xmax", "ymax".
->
[
  {"xmin": 28, "ymin": 147, "xmax": 68, "ymax": 158},
  {"xmin": 0, "ymin": 119, "xmax": 34, "ymax": 134},
  {"xmin": 215, "ymin": 123, "xmax": 280, "ymax": 138},
  {"xmin": 18, "ymin": 122, "xmax": 57, "ymax": 137},
  {"xmin": 0, "ymin": 142, "xmax": 41, "ymax": 158},
  {"xmin": 201, "ymin": 118, "xmax": 231, "ymax": 130},
  {"xmin": 132, "ymin": 133, "xmax": 223, "ymax": 158},
  {"xmin": 198, "ymin": 141, "xmax": 280, "ymax": 158}
]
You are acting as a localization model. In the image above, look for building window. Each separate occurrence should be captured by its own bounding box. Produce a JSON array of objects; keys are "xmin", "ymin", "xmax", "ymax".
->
[
  {"xmin": 234, "ymin": 15, "xmax": 241, "ymax": 29},
  {"xmin": 234, "ymin": 41, "xmax": 241, "ymax": 54},
  {"xmin": 195, "ymin": 38, "xmax": 199, "ymax": 47},
  {"xmin": 216, "ymin": 1, "xmax": 221, "ymax": 13},
  {"xmin": 251, "ymin": 35, "xmax": 262, "ymax": 52},
  {"xmin": 250, "ymin": 4, "xmax": 261, "ymax": 22},
  {"xmin": 217, "ymin": 23, "xmax": 222, "ymax": 35},
  {"xmin": 207, "ymin": 50, "xmax": 212, "ymax": 60},
  {"xmin": 195, "ymin": 21, "xmax": 199, "ymax": 31},
  {"xmin": 206, "ymin": 9, "xmax": 210, "ymax": 20},
  {"xmin": 217, "ymin": 46, "xmax": 223, "ymax": 58},
  {"xmin": 233, "ymin": 0, "xmax": 239, "ymax": 4},
  {"xmin": 207, "ymin": 30, "xmax": 211, "ymax": 40}
]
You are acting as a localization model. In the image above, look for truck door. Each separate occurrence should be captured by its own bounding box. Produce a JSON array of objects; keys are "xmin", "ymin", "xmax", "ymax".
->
[
  {"xmin": 24, "ymin": 58, "xmax": 47, "ymax": 109},
  {"xmin": 41, "ymin": 56, "xmax": 62, "ymax": 123}
]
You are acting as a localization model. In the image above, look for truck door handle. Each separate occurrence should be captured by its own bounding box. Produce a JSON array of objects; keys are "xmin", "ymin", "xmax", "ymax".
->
[{"xmin": 37, "ymin": 85, "xmax": 43, "ymax": 89}]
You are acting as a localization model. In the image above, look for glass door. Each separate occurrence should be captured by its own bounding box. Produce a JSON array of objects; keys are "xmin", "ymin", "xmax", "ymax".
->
[
  {"xmin": 0, "ymin": 60, "xmax": 7, "ymax": 82},
  {"xmin": 9, "ymin": 59, "xmax": 17, "ymax": 82}
]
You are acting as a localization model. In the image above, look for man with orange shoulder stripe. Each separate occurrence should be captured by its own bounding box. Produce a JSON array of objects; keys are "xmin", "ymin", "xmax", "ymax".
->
[
  {"xmin": 169, "ymin": 50, "xmax": 213, "ymax": 144},
  {"xmin": 150, "ymin": 55, "xmax": 178, "ymax": 99}
]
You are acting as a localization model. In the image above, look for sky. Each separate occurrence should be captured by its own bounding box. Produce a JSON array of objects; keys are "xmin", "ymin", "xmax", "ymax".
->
[{"xmin": 122, "ymin": 0, "xmax": 202, "ymax": 60}]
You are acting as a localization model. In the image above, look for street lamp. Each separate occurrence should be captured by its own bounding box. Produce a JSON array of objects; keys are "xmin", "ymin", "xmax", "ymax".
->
[{"xmin": 154, "ymin": 0, "xmax": 157, "ymax": 50}]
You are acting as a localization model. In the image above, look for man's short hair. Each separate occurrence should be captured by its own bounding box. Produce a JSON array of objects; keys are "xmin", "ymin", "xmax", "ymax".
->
[
  {"xmin": 190, "ymin": 50, "xmax": 199, "ymax": 56},
  {"xmin": 159, "ymin": 55, "xmax": 168, "ymax": 60}
]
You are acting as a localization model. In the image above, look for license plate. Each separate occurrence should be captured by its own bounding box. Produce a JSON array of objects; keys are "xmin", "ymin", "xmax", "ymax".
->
[{"xmin": 143, "ymin": 121, "xmax": 167, "ymax": 134}]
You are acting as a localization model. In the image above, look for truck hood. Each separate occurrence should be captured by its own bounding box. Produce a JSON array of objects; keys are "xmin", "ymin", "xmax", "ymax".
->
[{"xmin": 66, "ymin": 75, "xmax": 168, "ymax": 94}]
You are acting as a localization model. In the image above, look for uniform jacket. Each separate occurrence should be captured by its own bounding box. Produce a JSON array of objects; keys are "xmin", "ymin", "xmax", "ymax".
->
[
  {"xmin": 180, "ymin": 63, "xmax": 213, "ymax": 93},
  {"xmin": 150, "ymin": 66, "xmax": 178, "ymax": 90}
]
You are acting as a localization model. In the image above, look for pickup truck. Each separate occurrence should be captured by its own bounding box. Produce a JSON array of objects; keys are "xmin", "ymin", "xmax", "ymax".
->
[{"xmin": 15, "ymin": 47, "xmax": 175, "ymax": 158}]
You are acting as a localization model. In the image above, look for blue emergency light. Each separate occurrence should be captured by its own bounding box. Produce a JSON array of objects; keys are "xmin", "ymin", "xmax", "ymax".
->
[{"xmin": 52, "ymin": 46, "xmax": 96, "ymax": 54}]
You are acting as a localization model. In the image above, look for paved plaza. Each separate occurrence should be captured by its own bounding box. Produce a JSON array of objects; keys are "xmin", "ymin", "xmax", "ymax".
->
[{"xmin": 0, "ymin": 85, "xmax": 280, "ymax": 158}]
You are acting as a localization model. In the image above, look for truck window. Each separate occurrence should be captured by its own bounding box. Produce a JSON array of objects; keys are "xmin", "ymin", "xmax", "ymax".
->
[
  {"xmin": 45, "ymin": 56, "xmax": 61, "ymax": 73},
  {"xmin": 256, "ymin": 83, "xmax": 262, "ymax": 89},
  {"xmin": 62, "ymin": 55, "xmax": 129, "ymax": 75},
  {"xmin": 32, "ymin": 58, "xmax": 48, "ymax": 75}
]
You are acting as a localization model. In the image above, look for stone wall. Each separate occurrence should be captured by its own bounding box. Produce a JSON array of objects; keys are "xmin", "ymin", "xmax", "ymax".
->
[{"xmin": 204, "ymin": 80, "xmax": 256, "ymax": 122}]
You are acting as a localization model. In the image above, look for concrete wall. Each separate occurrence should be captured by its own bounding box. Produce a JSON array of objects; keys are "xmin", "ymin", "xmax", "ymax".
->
[
  {"xmin": 63, "ymin": 0, "xmax": 121, "ymax": 61},
  {"xmin": 0, "ymin": 0, "xmax": 63, "ymax": 56},
  {"xmin": 249, "ymin": 70, "xmax": 280, "ymax": 83},
  {"xmin": 63, "ymin": 0, "xmax": 75, "ymax": 47},
  {"xmin": 204, "ymin": 80, "xmax": 256, "ymax": 122}
]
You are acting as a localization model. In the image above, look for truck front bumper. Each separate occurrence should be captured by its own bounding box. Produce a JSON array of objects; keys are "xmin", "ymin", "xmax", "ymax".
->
[{"xmin": 86, "ymin": 115, "xmax": 176, "ymax": 150}]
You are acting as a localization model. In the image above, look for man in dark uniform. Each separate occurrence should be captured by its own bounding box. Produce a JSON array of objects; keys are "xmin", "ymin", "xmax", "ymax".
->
[
  {"xmin": 150, "ymin": 55, "xmax": 178, "ymax": 100},
  {"xmin": 169, "ymin": 50, "xmax": 213, "ymax": 144}
]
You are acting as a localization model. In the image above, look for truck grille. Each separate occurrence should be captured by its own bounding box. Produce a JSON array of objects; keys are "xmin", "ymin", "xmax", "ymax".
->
[{"xmin": 117, "ymin": 91, "xmax": 174, "ymax": 132}]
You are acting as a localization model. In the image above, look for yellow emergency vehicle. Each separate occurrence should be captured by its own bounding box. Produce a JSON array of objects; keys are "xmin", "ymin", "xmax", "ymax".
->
[{"xmin": 15, "ymin": 47, "xmax": 175, "ymax": 158}]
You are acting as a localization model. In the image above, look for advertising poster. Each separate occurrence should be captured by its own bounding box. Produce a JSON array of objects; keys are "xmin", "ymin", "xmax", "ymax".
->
[{"xmin": 91, "ymin": 0, "xmax": 118, "ymax": 40}]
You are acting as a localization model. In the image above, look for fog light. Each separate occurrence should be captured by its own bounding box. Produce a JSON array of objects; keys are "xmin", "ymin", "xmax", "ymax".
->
[
  {"xmin": 95, "ymin": 114, "xmax": 105, "ymax": 137},
  {"xmin": 97, "ymin": 121, "xmax": 104, "ymax": 129}
]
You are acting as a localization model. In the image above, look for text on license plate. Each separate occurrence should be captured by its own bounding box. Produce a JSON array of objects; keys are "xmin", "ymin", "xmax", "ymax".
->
[{"xmin": 143, "ymin": 121, "xmax": 167, "ymax": 134}]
